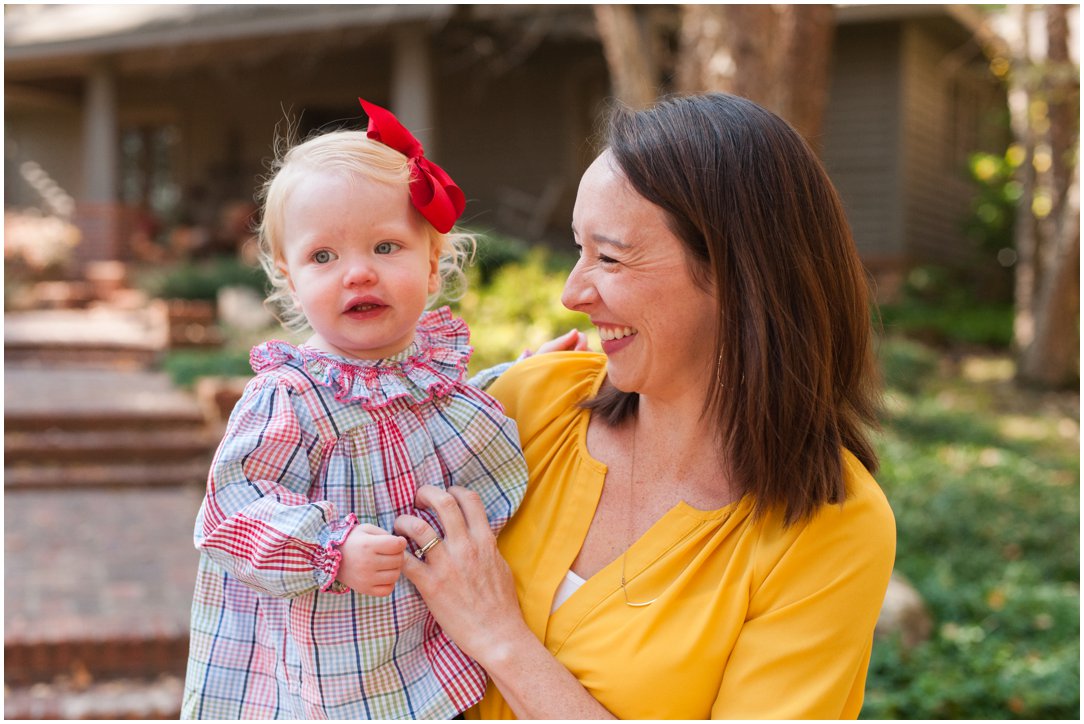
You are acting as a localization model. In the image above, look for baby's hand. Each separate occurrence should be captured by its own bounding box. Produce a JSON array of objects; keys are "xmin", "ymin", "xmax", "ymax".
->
[
  {"xmin": 531, "ymin": 329, "xmax": 589, "ymax": 356},
  {"xmin": 335, "ymin": 524, "xmax": 408, "ymax": 597}
]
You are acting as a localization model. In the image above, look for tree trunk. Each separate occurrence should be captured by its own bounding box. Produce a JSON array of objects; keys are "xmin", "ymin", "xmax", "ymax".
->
[
  {"xmin": 1017, "ymin": 177, "xmax": 1079, "ymax": 386},
  {"xmin": 676, "ymin": 5, "xmax": 774, "ymax": 98},
  {"xmin": 1008, "ymin": 5, "xmax": 1041, "ymax": 362},
  {"xmin": 1015, "ymin": 4, "xmax": 1080, "ymax": 388},
  {"xmin": 774, "ymin": 4, "xmax": 835, "ymax": 150},
  {"xmin": 674, "ymin": 4, "xmax": 834, "ymax": 149},
  {"xmin": 593, "ymin": 5, "xmax": 659, "ymax": 110}
]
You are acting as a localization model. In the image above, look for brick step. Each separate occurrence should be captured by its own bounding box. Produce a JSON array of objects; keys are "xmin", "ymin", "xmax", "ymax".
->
[
  {"xmin": 4, "ymin": 342, "xmax": 162, "ymax": 369},
  {"xmin": 4, "ymin": 633, "xmax": 189, "ymax": 689},
  {"xmin": 6, "ymin": 487, "xmax": 202, "ymax": 689},
  {"xmin": 4, "ymin": 461, "xmax": 211, "ymax": 489},
  {"xmin": 4, "ymin": 674, "xmax": 184, "ymax": 720},
  {"xmin": 5, "ymin": 429, "xmax": 217, "ymax": 466},
  {"xmin": 5, "ymin": 409, "xmax": 208, "ymax": 434}
]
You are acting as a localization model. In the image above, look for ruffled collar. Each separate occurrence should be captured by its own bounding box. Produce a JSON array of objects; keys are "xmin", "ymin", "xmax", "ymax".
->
[{"xmin": 250, "ymin": 307, "xmax": 473, "ymax": 411}]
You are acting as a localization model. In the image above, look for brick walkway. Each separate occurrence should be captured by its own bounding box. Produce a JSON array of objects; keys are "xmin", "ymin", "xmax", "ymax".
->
[
  {"xmin": 5, "ymin": 485, "xmax": 203, "ymax": 655},
  {"xmin": 4, "ymin": 306, "xmax": 213, "ymax": 717}
]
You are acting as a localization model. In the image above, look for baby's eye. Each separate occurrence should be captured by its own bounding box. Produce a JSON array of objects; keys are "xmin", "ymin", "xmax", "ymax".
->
[
  {"xmin": 375, "ymin": 241, "xmax": 399, "ymax": 255},
  {"xmin": 312, "ymin": 249, "xmax": 337, "ymax": 264}
]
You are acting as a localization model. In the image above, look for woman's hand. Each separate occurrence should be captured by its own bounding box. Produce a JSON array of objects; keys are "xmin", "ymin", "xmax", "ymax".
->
[
  {"xmin": 532, "ymin": 328, "xmax": 590, "ymax": 355},
  {"xmin": 394, "ymin": 486, "xmax": 531, "ymax": 666},
  {"xmin": 397, "ymin": 486, "xmax": 616, "ymax": 719}
]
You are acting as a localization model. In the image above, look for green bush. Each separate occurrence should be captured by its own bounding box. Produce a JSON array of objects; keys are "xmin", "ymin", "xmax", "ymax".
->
[
  {"xmin": 136, "ymin": 255, "xmax": 266, "ymax": 301},
  {"xmin": 877, "ymin": 266, "xmax": 1014, "ymax": 348},
  {"xmin": 877, "ymin": 336, "xmax": 941, "ymax": 395},
  {"xmin": 469, "ymin": 232, "xmax": 531, "ymax": 285},
  {"xmin": 451, "ymin": 246, "xmax": 590, "ymax": 373},
  {"xmin": 864, "ymin": 339, "xmax": 1079, "ymax": 719},
  {"xmin": 161, "ymin": 347, "xmax": 254, "ymax": 388},
  {"xmin": 965, "ymin": 149, "xmax": 1022, "ymax": 257}
]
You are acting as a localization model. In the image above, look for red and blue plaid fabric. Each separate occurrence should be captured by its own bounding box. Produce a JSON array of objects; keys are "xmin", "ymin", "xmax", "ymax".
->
[{"xmin": 182, "ymin": 309, "xmax": 527, "ymax": 719}]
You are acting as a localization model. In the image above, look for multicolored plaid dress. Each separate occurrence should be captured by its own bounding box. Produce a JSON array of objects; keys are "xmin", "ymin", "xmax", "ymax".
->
[{"xmin": 182, "ymin": 308, "xmax": 528, "ymax": 720}]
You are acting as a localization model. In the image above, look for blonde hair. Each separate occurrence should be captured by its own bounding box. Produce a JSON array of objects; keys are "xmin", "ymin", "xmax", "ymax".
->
[{"xmin": 256, "ymin": 130, "xmax": 474, "ymax": 333}]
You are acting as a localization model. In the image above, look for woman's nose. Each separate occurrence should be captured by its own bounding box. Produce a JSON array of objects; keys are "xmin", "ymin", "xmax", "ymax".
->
[{"xmin": 561, "ymin": 260, "xmax": 596, "ymax": 311}]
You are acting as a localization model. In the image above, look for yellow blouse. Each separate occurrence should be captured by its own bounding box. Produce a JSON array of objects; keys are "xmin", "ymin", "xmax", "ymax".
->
[{"xmin": 472, "ymin": 352, "xmax": 896, "ymax": 719}]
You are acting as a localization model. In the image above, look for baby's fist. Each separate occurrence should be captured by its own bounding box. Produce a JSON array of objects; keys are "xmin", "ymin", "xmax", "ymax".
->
[{"xmin": 335, "ymin": 523, "xmax": 407, "ymax": 597}]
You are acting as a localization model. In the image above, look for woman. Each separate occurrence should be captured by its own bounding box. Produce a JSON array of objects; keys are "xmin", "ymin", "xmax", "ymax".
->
[{"xmin": 394, "ymin": 93, "xmax": 896, "ymax": 719}]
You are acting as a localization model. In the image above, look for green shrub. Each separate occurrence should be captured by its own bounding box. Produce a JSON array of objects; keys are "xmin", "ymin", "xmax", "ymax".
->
[
  {"xmin": 469, "ymin": 232, "xmax": 531, "ymax": 285},
  {"xmin": 862, "ymin": 340, "xmax": 1079, "ymax": 719},
  {"xmin": 877, "ymin": 266, "xmax": 1014, "ymax": 349},
  {"xmin": 964, "ymin": 149, "xmax": 1022, "ymax": 257},
  {"xmin": 878, "ymin": 336, "xmax": 941, "ymax": 394},
  {"xmin": 451, "ymin": 246, "xmax": 589, "ymax": 373},
  {"xmin": 161, "ymin": 347, "xmax": 254, "ymax": 388},
  {"xmin": 136, "ymin": 255, "xmax": 266, "ymax": 301}
]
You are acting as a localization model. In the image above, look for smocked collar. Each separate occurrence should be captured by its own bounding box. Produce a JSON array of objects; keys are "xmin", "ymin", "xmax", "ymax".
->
[{"xmin": 250, "ymin": 307, "xmax": 472, "ymax": 411}]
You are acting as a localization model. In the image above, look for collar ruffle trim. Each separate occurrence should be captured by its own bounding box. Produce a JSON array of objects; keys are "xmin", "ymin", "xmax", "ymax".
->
[{"xmin": 250, "ymin": 307, "xmax": 473, "ymax": 411}]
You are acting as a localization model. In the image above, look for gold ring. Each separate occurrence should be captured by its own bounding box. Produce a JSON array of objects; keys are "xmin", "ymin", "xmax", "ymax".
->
[{"xmin": 414, "ymin": 536, "xmax": 442, "ymax": 560}]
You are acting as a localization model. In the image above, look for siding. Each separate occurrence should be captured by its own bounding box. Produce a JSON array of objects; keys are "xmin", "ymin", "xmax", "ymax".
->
[
  {"xmin": 822, "ymin": 23, "xmax": 905, "ymax": 263},
  {"xmin": 899, "ymin": 21, "xmax": 981, "ymax": 268}
]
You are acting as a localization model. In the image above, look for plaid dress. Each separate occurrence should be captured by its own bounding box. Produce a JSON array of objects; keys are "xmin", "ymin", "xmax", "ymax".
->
[{"xmin": 182, "ymin": 308, "xmax": 527, "ymax": 720}]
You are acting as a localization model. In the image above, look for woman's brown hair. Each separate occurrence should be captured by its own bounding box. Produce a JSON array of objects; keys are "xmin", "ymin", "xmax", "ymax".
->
[{"xmin": 586, "ymin": 93, "xmax": 881, "ymax": 525}]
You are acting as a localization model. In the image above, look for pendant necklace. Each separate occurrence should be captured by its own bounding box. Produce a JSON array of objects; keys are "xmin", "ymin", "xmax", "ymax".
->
[{"xmin": 620, "ymin": 416, "xmax": 658, "ymax": 607}]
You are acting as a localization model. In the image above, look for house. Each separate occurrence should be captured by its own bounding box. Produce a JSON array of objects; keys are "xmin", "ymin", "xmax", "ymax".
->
[
  {"xmin": 5, "ymin": 4, "xmax": 1004, "ymax": 287},
  {"xmin": 824, "ymin": 4, "xmax": 1007, "ymax": 290}
]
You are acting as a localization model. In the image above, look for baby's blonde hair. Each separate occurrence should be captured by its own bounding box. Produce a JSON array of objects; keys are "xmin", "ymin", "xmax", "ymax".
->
[{"xmin": 256, "ymin": 129, "xmax": 474, "ymax": 333}]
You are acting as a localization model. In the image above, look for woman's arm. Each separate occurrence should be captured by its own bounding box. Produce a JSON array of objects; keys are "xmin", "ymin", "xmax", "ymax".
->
[
  {"xmin": 395, "ymin": 485, "xmax": 616, "ymax": 720},
  {"xmin": 467, "ymin": 329, "xmax": 589, "ymax": 391}
]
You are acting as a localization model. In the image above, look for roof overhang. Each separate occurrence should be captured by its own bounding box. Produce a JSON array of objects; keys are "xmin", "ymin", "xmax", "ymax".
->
[{"xmin": 5, "ymin": 4, "xmax": 453, "ymax": 66}]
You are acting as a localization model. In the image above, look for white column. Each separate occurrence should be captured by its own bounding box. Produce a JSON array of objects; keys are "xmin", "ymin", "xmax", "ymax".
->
[
  {"xmin": 390, "ymin": 28, "xmax": 436, "ymax": 155},
  {"xmin": 82, "ymin": 61, "xmax": 118, "ymax": 203}
]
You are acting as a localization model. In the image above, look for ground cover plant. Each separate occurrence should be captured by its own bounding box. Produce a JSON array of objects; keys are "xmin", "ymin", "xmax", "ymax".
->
[{"xmin": 863, "ymin": 337, "xmax": 1079, "ymax": 719}]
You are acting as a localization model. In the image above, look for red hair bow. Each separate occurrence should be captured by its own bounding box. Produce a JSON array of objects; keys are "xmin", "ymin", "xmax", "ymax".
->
[{"xmin": 359, "ymin": 98, "xmax": 465, "ymax": 234}]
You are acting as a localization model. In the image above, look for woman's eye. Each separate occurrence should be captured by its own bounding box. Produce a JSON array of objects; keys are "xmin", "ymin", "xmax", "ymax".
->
[
  {"xmin": 598, "ymin": 254, "xmax": 618, "ymax": 265},
  {"xmin": 312, "ymin": 249, "xmax": 337, "ymax": 264},
  {"xmin": 375, "ymin": 241, "xmax": 398, "ymax": 254}
]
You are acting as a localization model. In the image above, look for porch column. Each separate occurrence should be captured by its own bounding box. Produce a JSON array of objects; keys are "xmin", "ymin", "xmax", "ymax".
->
[
  {"xmin": 390, "ymin": 27, "xmax": 436, "ymax": 155},
  {"xmin": 76, "ymin": 61, "xmax": 122, "ymax": 262},
  {"xmin": 82, "ymin": 62, "xmax": 118, "ymax": 203}
]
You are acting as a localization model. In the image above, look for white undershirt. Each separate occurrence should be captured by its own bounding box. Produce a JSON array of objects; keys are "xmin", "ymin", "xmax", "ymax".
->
[{"xmin": 550, "ymin": 569, "xmax": 587, "ymax": 613}]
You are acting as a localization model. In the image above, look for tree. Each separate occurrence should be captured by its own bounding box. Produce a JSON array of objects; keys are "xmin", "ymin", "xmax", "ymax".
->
[
  {"xmin": 675, "ymin": 4, "xmax": 834, "ymax": 148},
  {"xmin": 983, "ymin": 5, "xmax": 1079, "ymax": 388},
  {"xmin": 591, "ymin": 4, "xmax": 835, "ymax": 147}
]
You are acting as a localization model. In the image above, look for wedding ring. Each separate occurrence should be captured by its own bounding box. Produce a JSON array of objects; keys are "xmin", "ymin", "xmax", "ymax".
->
[{"xmin": 414, "ymin": 536, "xmax": 442, "ymax": 560}]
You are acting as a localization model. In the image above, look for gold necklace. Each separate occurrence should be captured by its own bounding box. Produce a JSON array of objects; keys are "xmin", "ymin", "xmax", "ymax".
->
[{"xmin": 620, "ymin": 416, "xmax": 658, "ymax": 607}]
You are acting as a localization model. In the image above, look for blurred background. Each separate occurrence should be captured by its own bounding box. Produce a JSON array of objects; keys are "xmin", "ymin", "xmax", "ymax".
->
[{"xmin": 4, "ymin": 4, "xmax": 1078, "ymax": 719}]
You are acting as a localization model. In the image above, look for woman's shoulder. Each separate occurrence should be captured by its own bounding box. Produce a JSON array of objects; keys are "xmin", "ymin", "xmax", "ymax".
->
[
  {"xmin": 487, "ymin": 351, "xmax": 607, "ymax": 431},
  {"xmin": 752, "ymin": 450, "xmax": 895, "ymax": 573}
]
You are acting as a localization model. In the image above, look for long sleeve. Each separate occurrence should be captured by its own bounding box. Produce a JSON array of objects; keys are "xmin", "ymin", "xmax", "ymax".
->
[{"xmin": 195, "ymin": 380, "xmax": 356, "ymax": 597}]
